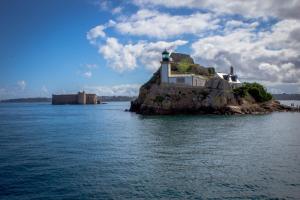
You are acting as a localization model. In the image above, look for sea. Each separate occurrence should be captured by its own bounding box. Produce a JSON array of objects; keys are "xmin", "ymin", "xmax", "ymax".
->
[{"xmin": 0, "ymin": 101, "xmax": 300, "ymax": 200}]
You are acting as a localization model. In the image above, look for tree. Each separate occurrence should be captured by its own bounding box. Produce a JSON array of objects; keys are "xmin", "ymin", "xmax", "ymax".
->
[{"xmin": 233, "ymin": 82, "xmax": 273, "ymax": 102}]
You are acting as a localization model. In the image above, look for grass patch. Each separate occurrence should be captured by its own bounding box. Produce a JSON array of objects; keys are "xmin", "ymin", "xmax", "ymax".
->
[
  {"xmin": 173, "ymin": 60, "xmax": 215, "ymax": 76},
  {"xmin": 177, "ymin": 58, "xmax": 191, "ymax": 73}
]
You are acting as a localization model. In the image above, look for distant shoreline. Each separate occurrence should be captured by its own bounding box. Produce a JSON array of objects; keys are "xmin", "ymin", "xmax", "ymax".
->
[
  {"xmin": 272, "ymin": 94, "xmax": 300, "ymax": 101},
  {"xmin": 0, "ymin": 96, "xmax": 137, "ymax": 103},
  {"xmin": 0, "ymin": 97, "xmax": 52, "ymax": 103},
  {"xmin": 1, "ymin": 94, "xmax": 299, "ymax": 103}
]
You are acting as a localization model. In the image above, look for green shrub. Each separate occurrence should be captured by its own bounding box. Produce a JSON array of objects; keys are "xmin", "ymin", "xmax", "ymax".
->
[
  {"xmin": 233, "ymin": 86, "xmax": 247, "ymax": 97},
  {"xmin": 172, "ymin": 61, "xmax": 214, "ymax": 76},
  {"xmin": 188, "ymin": 64, "xmax": 210, "ymax": 76},
  {"xmin": 207, "ymin": 67, "xmax": 215, "ymax": 75},
  {"xmin": 177, "ymin": 58, "xmax": 191, "ymax": 73},
  {"xmin": 233, "ymin": 82, "xmax": 272, "ymax": 102}
]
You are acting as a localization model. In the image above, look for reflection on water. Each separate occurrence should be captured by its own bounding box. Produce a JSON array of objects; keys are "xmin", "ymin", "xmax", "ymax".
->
[{"xmin": 0, "ymin": 102, "xmax": 300, "ymax": 199}]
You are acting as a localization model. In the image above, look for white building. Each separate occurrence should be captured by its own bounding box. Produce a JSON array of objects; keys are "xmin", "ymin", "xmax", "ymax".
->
[
  {"xmin": 215, "ymin": 66, "xmax": 242, "ymax": 87},
  {"xmin": 160, "ymin": 50, "xmax": 241, "ymax": 87}
]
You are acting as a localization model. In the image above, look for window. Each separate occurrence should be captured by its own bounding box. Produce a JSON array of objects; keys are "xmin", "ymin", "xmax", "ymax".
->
[{"xmin": 176, "ymin": 77, "xmax": 185, "ymax": 84}]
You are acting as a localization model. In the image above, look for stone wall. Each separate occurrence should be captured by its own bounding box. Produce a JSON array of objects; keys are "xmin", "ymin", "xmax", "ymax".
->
[
  {"xmin": 86, "ymin": 94, "xmax": 97, "ymax": 104},
  {"xmin": 52, "ymin": 94, "xmax": 78, "ymax": 105},
  {"xmin": 52, "ymin": 92, "xmax": 97, "ymax": 105},
  {"xmin": 78, "ymin": 92, "xmax": 86, "ymax": 104}
]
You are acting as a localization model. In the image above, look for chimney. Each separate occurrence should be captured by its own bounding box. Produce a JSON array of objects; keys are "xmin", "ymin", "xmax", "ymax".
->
[{"xmin": 230, "ymin": 66, "xmax": 234, "ymax": 75}]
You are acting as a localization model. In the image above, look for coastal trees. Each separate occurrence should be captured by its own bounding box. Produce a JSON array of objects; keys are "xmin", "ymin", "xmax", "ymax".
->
[{"xmin": 233, "ymin": 82, "xmax": 273, "ymax": 102}]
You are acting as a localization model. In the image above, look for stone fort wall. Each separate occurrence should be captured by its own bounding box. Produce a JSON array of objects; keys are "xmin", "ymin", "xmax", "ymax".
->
[
  {"xmin": 86, "ymin": 94, "xmax": 97, "ymax": 104},
  {"xmin": 52, "ymin": 92, "xmax": 97, "ymax": 105}
]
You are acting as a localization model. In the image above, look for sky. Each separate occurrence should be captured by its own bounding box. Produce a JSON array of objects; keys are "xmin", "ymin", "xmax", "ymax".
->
[{"xmin": 0, "ymin": 0, "xmax": 300, "ymax": 99}]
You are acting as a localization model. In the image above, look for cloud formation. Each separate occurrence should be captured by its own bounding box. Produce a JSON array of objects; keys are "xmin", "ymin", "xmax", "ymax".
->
[
  {"xmin": 86, "ymin": 25, "xmax": 106, "ymax": 44},
  {"xmin": 191, "ymin": 19, "xmax": 300, "ymax": 83},
  {"xmin": 41, "ymin": 85, "xmax": 49, "ymax": 94},
  {"xmin": 79, "ymin": 64, "xmax": 98, "ymax": 78},
  {"xmin": 133, "ymin": 0, "xmax": 300, "ymax": 20},
  {"xmin": 17, "ymin": 80, "xmax": 26, "ymax": 90},
  {"xmin": 114, "ymin": 9, "xmax": 219, "ymax": 38},
  {"xmin": 83, "ymin": 71, "xmax": 92, "ymax": 78},
  {"xmin": 0, "ymin": 81, "xmax": 29, "ymax": 99},
  {"xmin": 99, "ymin": 37, "xmax": 187, "ymax": 71},
  {"xmin": 87, "ymin": 1, "xmax": 300, "ymax": 92},
  {"xmin": 84, "ymin": 84, "xmax": 140, "ymax": 96}
]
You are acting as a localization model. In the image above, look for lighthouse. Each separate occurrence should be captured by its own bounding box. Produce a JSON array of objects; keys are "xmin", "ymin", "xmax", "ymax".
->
[{"xmin": 160, "ymin": 49, "xmax": 171, "ymax": 83}]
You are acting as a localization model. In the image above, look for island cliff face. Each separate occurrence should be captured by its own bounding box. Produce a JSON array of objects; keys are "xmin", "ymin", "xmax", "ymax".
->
[{"xmin": 130, "ymin": 68, "xmax": 296, "ymax": 115}]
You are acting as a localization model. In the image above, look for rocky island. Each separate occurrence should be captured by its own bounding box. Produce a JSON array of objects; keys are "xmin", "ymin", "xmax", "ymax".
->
[{"xmin": 130, "ymin": 50, "xmax": 297, "ymax": 115}]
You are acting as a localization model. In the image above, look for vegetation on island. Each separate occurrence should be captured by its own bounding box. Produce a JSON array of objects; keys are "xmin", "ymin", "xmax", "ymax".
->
[
  {"xmin": 233, "ymin": 82, "xmax": 273, "ymax": 102},
  {"xmin": 177, "ymin": 58, "xmax": 191, "ymax": 73},
  {"xmin": 172, "ymin": 58, "xmax": 215, "ymax": 76}
]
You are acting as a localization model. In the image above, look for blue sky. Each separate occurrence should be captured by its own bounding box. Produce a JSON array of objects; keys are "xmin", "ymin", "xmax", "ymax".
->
[{"xmin": 0, "ymin": 0, "xmax": 300, "ymax": 99}]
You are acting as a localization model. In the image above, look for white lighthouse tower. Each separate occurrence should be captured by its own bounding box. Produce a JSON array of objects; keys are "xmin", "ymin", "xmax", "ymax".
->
[{"xmin": 160, "ymin": 49, "xmax": 171, "ymax": 83}]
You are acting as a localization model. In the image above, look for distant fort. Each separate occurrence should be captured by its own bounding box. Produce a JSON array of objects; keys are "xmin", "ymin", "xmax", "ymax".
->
[{"xmin": 52, "ymin": 91, "xmax": 97, "ymax": 105}]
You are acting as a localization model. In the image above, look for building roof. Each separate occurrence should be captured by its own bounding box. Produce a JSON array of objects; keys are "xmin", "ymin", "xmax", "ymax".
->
[
  {"xmin": 216, "ymin": 73, "xmax": 241, "ymax": 84},
  {"xmin": 162, "ymin": 49, "xmax": 169, "ymax": 54}
]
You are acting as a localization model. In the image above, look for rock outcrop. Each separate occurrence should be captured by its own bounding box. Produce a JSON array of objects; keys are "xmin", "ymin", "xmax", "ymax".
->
[{"xmin": 130, "ymin": 68, "xmax": 297, "ymax": 115}]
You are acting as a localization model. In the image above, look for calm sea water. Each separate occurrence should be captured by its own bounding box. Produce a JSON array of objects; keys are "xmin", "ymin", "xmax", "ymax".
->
[{"xmin": 0, "ymin": 102, "xmax": 300, "ymax": 200}]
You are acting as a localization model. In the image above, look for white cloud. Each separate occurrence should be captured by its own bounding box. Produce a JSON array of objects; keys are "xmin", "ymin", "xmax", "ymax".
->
[
  {"xmin": 79, "ymin": 64, "xmax": 98, "ymax": 78},
  {"xmin": 191, "ymin": 19, "xmax": 300, "ymax": 84},
  {"xmin": 87, "ymin": 9, "xmax": 219, "ymax": 40},
  {"xmin": 75, "ymin": 64, "xmax": 95, "ymax": 79},
  {"xmin": 86, "ymin": 25, "xmax": 106, "ymax": 44},
  {"xmin": 85, "ymin": 64, "xmax": 98, "ymax": 69},
  {"xmin": 96, "ymin": 0, "xmax": 124, "ymax": 15},
  {"xmin": 224, "ymin": 20, "xmax": 259, "ymax": 32},
  {"xmin": 114, "ymin": 9, "xmax": 219, "ymax": 38},
  {"xmin": 226, "ymin": 20, "xmax": 245, "ymax": 27},
  {"xmin": 97, "ymin": 0, "xmax": 110, "ymax": 10},
  {"xmin": 99, "ymin": 37, "xmax": 188, "ymax": 71},
  {"xmin": 17, "ymin": 80, "xmax": 26, "ymax": 90},
  {"xmin": 112, "ymin": 6, "xmax": 123, "ymax": 14},
  {"xmin": 0, "ymin": 81, "xmax": 30, "ymax": 99},
  {"xmin": 83, "ymin": 71, "xmax": 92, "ymax": 78},
  {"xmin": 84, "ymin": 84, "xmax": 140, "ymax": 96},
  {"xmin": 133, "ymin": 0, "xmax": 300, "ymax": 20},
  {"xmin": 41, "ymin": 85, "xmax": 48, "ymax": 93}
]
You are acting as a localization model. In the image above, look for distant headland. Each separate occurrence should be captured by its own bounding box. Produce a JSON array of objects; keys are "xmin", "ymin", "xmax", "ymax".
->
[
  {"xmin": 0, "ymin": 96, "xmax": 137, "ymax": 103},
  {"xmin": 130, "ymin": 50, "xmax": 299, "ymax": 115},
  {"xmin": 272, "ymin": 94, "xmax": 300, "ymax": 101}
]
